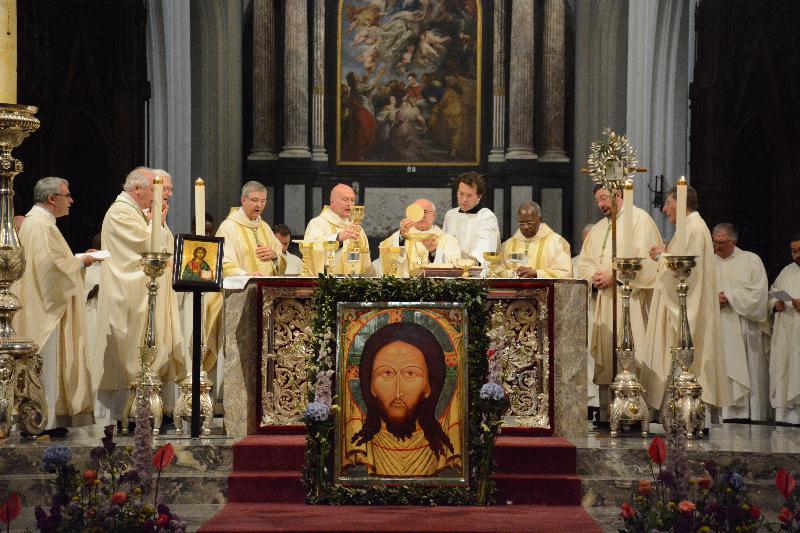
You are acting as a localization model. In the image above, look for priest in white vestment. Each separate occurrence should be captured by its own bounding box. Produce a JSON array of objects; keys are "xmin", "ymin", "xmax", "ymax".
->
[
  {"xmin": 712, "ymin": 223, "xmax": 770, "ymax": 421},
  {"xmin": 94, "ymin": 167, "xmax": 187, "ymax": 422},
  {"xmin": 577, "ymin": 185, "xmax": 662, "ymax": 419},
  {"xmin": 573, "ymin": 224, "xmax": 598, "ymax": 414},
  {"xmin": 640, "ymin": 185, "xmax": 729, "ymax": 412},
  {"xmin": 304, "ymin": 183, "xmax": 373, "ymax": 275},
  {"xmin": 499, "ymin": 201, "xmax": 572, "ymax": 278},
  {"xmin": 768, "ymin": 237, "xmax": 800, "ymax": 424},
  {"xmin": 379, "ymin": 198, "xmax": 461, "ymax": 276},
  {"xmin": 441, "ymin": 172, "xmax": 500, "ymax": 265},
  {"xmin": 14, "ymin": 177, "xmax": 97, "ymax": 428},
  {"xmin": 274, "ymin": 224, "xmax": 303, "ymax": 275}
]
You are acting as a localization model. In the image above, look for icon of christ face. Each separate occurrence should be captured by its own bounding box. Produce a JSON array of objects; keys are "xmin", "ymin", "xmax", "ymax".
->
[{"xmin": 370, "ymin": 340, "xmax": 431, "ymax": 429}]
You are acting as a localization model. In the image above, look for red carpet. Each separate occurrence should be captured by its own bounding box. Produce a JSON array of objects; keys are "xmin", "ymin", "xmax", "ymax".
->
[{"xmin": 201, "ymin": 434, "xmax": 600, "ymax": 532}]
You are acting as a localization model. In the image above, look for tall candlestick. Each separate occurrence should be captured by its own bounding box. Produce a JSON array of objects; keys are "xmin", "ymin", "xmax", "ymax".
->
[
  {"xmin": 673, "ymin": 176, "xmax": 687, "ymax": 255},
  {"xmin": 150, "ymin": 176, "xmax": 163, "ymax": 253},
  {"xmin": 620, "ymin": 180, "xmax": 634, "ymax": 257},
  {"xmin": 194, "ymin": 178, "xmax": 205, "ymax": 235},
  {"xmin": 1, "ymin": 0, "xmax": 17, "ymax": 104}
]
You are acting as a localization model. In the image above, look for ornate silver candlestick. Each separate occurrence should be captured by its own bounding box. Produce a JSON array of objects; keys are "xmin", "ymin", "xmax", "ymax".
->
[
  {"xmin": 664, "ymin": 254, "xmax": 704, "ymax": 439},
  {"xmin": 122, "ymin": 251, "xmax": 172, "ymax": 436},
  {"xmin": 174, "ymin": 370, "xmax": 214, "ymax": 436},
  {"xmin": 609, "ymin": 257, "xmax": 649, "ymax": 438},
  {"xmin": 0, "ymin": 104, "xmax": 46, "ymax": 438}
]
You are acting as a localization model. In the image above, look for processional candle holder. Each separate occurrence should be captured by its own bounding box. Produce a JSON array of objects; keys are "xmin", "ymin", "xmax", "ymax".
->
[
  {"xmin": 483, "ymin": 252, "xmax": 502, "ymax": 278},
  {"xmin": 664, "ymin": 254, "xmax": 704, "ymax": 439},
  {"xmin": 174, "ymin": 370, "xmax": 214, "ymax": 436},
  {"xmin": 323, "ymin": 240, "xmax": 340, "ymax": 275},
  {"xmin": 609, "ymin": 257, "xmax": 650, "ymax": 438},
  {"xmin": 122, "ymin": 251, "xmax": 172, "ymax": 436},
  {"xmin": 405, "ymin": 232, "xmax": 436, "ymax": 277},
  {"xmin": 0, "ymin": 104, "xmax": 46, "ymax": 439}
]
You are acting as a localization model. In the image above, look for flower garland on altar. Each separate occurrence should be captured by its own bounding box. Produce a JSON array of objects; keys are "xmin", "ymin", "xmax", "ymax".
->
[
  {"xmin": 301, "ymin": 275, "xmax": 509, "ymax": 505},
  {"xmin": 587, "ymin": 127, "xmax": 639, "ymax": 191}
]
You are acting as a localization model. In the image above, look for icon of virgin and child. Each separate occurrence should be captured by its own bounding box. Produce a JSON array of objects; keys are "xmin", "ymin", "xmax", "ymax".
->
[{"xmin": 341, "ymin": 319, "xmax": 464, "ymax": 479}]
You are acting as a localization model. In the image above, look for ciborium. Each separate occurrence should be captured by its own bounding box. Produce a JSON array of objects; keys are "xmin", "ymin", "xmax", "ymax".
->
[
  {"xmin": 294, "ymin": 240, "xmax": 317, "ymax": 277},
  {"xmin": 483, "ymin": 252, "xmax": 502, "ymax": 278},
  {"xmin": 121, "ymin": 251, "xmax": 172, "ymax": 436},
  {"xmin": 609, "ymin": 257, "xmax": 649, "ymax": 438},
  {"xmin": 323, "ymin": 239, "xmax": 340, "ymax": 275},
  {"xmin": 0, "ymin": 104, "xmax": 45, "ymax": 438},
  {"xmin": 405, "ymin": 232, "xmax": 436, "ymax": 276}
]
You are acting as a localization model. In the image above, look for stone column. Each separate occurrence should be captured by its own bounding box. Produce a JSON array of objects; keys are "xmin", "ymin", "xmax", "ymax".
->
[
  {"xmin": 279, "ymin": 0, "xmax": 311, "ymax": 158},
  {"xmin": 311, "ymin": 0, "xmax": 327, "ymax": 161},
  {"xmin": 540, "ymin": 0, "xmax": 569, "ymax": 162},
  {"xmin": 506, "ymin": 0, "xmax": 537, "ymax": 159},
  {"xmin": 488, "ymin": 0, "xmax": 507, "ymax": 163},
  {"xmin": 250, "ymin": 0, "xmax": 278, "ymax": 160}
]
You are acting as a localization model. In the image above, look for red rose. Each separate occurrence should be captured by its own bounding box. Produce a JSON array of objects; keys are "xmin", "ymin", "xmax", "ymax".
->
[
  {"xmin": 111, "ymin": 491, "xmax": 128, "ymax": 505},
  {"xmin": 620, "ymin": 502, "xmax": 635, "ymax": 519},
  {"xmin": 778, "ymin": 507, "xmax": 794, "ymax": 524},
  {"xmin": 697, "ymin": 477, "xmax": 712, "ymax": 490},
  {"xmin": 677, "ymin": 500, "xmax": 696, "ymax": 515},
  {"xmin": 637, "ymin": 480, "xmax": 652, "ymax": 496},
  {"xmin": 776, "ymin": 469, "xmax": 797, "ymax": 499},
  {"xmin": 648, "ymin": 437, "xmax": 666, "ymax": 465},
  {"xmin": 82, "ymin": 469, "xmax": 97, "ymax": 485},
  {"xmin": 156, "ymin": 514, "xmax": 171, "ymax": 527},
  {"xmin": 750, "ymin": 506, "xmax": 761, "ymax": 519}
]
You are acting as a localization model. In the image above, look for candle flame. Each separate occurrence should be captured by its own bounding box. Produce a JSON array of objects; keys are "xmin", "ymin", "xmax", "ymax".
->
[
  {"xmin": 153, "ymin": 176, "xmax": 163, "ymax": 185},
  {"xmin": 195, "ymin": 178, "xmax": 205, "ymax": 186},
  {"xmin": 677, "ymin": 175, "xmax": 687, "ymax": 185},
  {"xmin": 624, "ymin": 179, "xmax": 633, "ymax": 190}
]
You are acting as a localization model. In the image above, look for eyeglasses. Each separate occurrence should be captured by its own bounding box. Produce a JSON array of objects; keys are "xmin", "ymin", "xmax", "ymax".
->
[
  {"xmin": 518, "ymin": 221, "xmax": 539, "ymax": 227},
  {"xmin": 244, "ymin": 197, "xmax": 267, "ymax": 205},
  {"xmin": 51, "ymin": 193, "xmax": 72, "ymax": 198},
  {"xmin": 712, "ymin": 239, "xmax": 733, "ymax": 245}
]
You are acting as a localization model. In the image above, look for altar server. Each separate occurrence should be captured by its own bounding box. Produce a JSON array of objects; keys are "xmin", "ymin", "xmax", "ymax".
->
[
  {"xmin": 499, "ymin": 201, "xmax": 572, "ymax": 278},
  {"xmin": 14, "ymin": 177, "xmax": 97, "ymax": 428},
  {"xmin": 441, "ymin": 172, "xmax": 500, "ymax": 265},
  {"xmin": 713, "ymin": 223, "xmax": 770, "ymax": 421},
  {"xmin": 274, "ymin": 224, "xmax": 303, "ymax": 275},
  {"xmin": 94, "ymin": 167, "xmax": 187, "ymax": 422},
  {"xmin": 304, "ymin": 183, "xmax": 373, "ymax": 275},
  {"xmin": 768, "ymin": 236, "xmax": 800, "ymax": 424}
]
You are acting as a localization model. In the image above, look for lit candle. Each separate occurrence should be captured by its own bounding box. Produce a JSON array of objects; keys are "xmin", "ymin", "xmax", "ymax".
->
[
  {"xmin": 672, "ymin": 176, "xmax": 687, "ymax": 255},
  {"xmin": 1, "ymin": 0, "xmax": 17, "ymax": 104},
  {"xmin": 620, "ymin": 180, "xmax": 634, "ymax": 257},
  {"xmin": 195, "ymin": 178, "xmax": 205, "ymax": 235},
  {"xmin": 150, "ymin": 176, "xmax": 163, "ymax": 253}
]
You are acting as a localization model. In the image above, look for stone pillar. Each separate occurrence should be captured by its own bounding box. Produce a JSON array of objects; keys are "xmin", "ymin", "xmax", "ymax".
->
[
  {"xmin": 250, "ymin": 0, "xmax": 278, "ymax": 160},
  {"xmin": 488, "ymin": 0, "xmax": 507, "ymax": 163},
  {"xmin": 279, "ymin": 0, "xmax": 311, "ymax": 158},
  {"xmin": 506, "ymin": 0, "xmax": 537, "ymax": 159},
  {"xmin": 540, "ymin": 0, "xmax": 569, "ymax": 162},
  {"xmin": 311, "ymin": 0, "xmax": 327, "ymax": 161}
]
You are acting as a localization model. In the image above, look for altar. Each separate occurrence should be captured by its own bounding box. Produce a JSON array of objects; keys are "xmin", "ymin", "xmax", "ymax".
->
[{"xmin": 221, "ymin": 277, "xmax": 588, "ymax": 440}]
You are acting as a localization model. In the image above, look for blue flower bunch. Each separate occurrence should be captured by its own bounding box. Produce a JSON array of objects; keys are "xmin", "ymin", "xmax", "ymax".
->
[
  {"xmin": 304, "ymin": 401, "xmax": 331, "ymax": 423},
  {"xmin": 42, "ymin": 446, "xmax": 72, "ymax": 473},
  {"xmin": 479, "ymin": 382, "xmax": 505, "ymax": 401}
]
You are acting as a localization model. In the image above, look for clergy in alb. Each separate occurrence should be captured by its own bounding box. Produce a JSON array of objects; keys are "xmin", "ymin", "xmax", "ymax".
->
[
  {"xmin": 14, "ymin": 177, "xmax": 97, "ymax": 428},
  {"xmin": 379, "ymin": 198, "xmax": 461, "ymax": 276},
  {"xmin": 500, "ymin": 201, "xmax": 572, "ymax": 278},
  {"xmin": 576, "ymin": 185, "xmax": 662, "ymax": 413},
  {"xmin": 768, "ymin": 236, "xmax": 800, "ymax": 424},
  {"xmin": 94, "ymin": 167, "xmax": 187, "ymax": 420},
  {"xmin": 713, "ymin": 223, "xmax": 770, "ymax": 421},
  {"xmin": 441, "ymin": 172, "xmax": 500, "ymax": 265},
  {"xmin": 304, "ymin": 183, "xmax": 373, "ymax": 275},
  {"xmin": 640, "ymin": 185, "xmax": 729, "ymax": 412}
]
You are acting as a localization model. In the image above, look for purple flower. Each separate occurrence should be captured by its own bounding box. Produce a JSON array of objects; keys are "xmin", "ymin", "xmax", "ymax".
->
[
  {"xmin": 42, "ymin": 445, "xmax": 72, "ymax": 472},
  {"xmin": 480, "ymin": 382, "xmax": 505, "ymax": 401},
  {"xmin": 90, "ymin": 446, "xmax": 107, "ymax": 461},
  {"xmin": 304, "ymin": 401, "xmax": 331, "ymax": 423}
]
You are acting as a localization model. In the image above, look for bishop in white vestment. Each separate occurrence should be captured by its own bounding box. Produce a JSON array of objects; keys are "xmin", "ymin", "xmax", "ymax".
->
[
  {"xmin": 441, "ymin": 173, "xmax": 500, "ymax": 264},
  {"xmin": 499, "ymin": 202, "xmax": 572, "ymax": 278}
]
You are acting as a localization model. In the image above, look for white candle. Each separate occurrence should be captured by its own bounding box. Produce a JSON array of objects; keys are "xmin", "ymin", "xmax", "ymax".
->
[
  {"xmin": 673, "ymin": 176, "xmax": 687, "ymax": 255},
  {"xmin": 1, "ymin": 0, "xmax": 17, "ymax": 104},
  {"xmin": 195, "ymin": 178, "xmax": 205, "ymax": 235},
  {"xmin": 621, "ymin": 180, "xmax": 634, "ymax": 257},
  {"xmin": 150, "ymin": 176, "xmax": 163, "ymax": 252}
]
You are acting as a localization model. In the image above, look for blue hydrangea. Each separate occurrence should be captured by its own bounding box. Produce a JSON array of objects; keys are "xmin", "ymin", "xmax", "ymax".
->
[
  {"xmin": 480, "ymin": 382, "xmax": 505, "ymax": 401},
  {"xmin": 727, "ymin": 472, "xmax": 745, "ymax": 491},
  {"xmin": 42, "ymin": 445, "xmax": 72, "ymax": 472},
  {"xmin": 304, "ymin": 401, "xmax": 331, "ymax": 423}
]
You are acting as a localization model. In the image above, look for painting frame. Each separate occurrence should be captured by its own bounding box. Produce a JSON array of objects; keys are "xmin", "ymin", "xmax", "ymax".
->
[
  {"xmin": 334, "ymin": 301, "xmax": 469, "ymax": 488},
  {"xmin": 172, "ymin": 234, "xmax": 224, "ymax": 292}
]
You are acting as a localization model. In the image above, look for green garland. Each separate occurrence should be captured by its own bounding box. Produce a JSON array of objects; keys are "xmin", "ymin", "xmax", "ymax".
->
[{"xmin": 301, "ymin": 276, "xmax": 508, "ymax": 505}]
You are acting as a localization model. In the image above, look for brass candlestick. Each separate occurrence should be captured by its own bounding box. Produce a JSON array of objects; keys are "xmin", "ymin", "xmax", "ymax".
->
[
  {"xmin": 348, "ymin": 205, "xmax": 365, "ymax": 254},
  {"xmin": 664, "ymin": 254, "xmax": 704, "ymax": 439},
  {"xmin": 323, "ymin": 240, "xmax": 340, "ymax": 275},
  {"xmin": 122, "ymin": 251, "xmax": 172, "ymax": 436},
  {"xmin": 609, "ymin": 257, "xmax": 649, "ymax": 438},
  {"xmin": 0, "ymin": 104, "xmax": 45, "ymax": 439}
]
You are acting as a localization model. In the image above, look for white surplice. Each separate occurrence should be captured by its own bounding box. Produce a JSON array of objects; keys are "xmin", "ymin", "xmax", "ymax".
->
[
  {"xmin": 768, "ymin": 262, "xmax": 800, "ymax": 423},
  {"xmin": 441, "ymin": 206, "xmax": 500, "ymax": 265}
]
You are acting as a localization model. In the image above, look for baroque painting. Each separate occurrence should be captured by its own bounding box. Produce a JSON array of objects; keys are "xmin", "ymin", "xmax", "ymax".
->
[
  {"xmin": 335, "ymin": 303, "xmax": 468, "ymax": 486},
  {"xmin": 337, "ymin": 0, "xmax": 481, "ymax": 166}
]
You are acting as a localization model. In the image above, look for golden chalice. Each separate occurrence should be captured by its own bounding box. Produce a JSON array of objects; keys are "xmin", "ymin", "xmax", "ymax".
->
[
  {"xmin": 323, "ymin": 240, "xmax": 340, "ymax": 275},
  {"xmin": 380, "ymin": 245, "xmax": 403, "ymax": 277},
  {"xmin": 483, "ymin": 252, "xmax": 502, "ymax": 278},
  {"xmin": 405, "ymin": 232, "xmax": 436, "ymax": 277},
  {"xmin": 294, "ymin": 240, "xmax": 317, "ymax": 277},
  {"xmin": 455, "ymin": 257, "xmax": 476, "ymax": 278}
]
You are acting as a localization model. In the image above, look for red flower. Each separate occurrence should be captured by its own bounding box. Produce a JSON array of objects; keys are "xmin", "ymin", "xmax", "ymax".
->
[
  {"xmin": 778, "ymin": 507, "xmax": 794, "ymax": 524},
  {"xmin": 156, "ymin": 513, "xmax": 171, "ymax": 527},
  {"xmin": 637, "ymin": 480, "xmax": 652, "ymax": 496},
  {"xmin": 111, "ymin": 491, "xmax": 128, "ymax": 505},
  {"xmin": 776, "ymin": 469, "xmax": 797, "ymax": 499},
  {"xmin": 152, "ymin": 443, "xmax": 175, "ymax": 471},
  {"xmin": 620, "ymin": 502, "xmax": 635, "ymax": 519},
  {"xmin": 677, "ymin": 500, "xmax": 696, "ymax": 515},
  {"xmin": 0, "ymin": 492, "xmax": 21, "ymax": 525},
  {"xmin": 697, "ymin": 477, "xmax": 712, "ymax": 490},
  {"xmin": 648, "ymin": 436, "xmax": 666, "ymax": 465},
  {"xmin": 82, "ymin": 469, "xmax": 97, "ymax": 485},
  {"xmin": 750, "ymin": 506, "xmax": 761, "ymax": 520},
  {"xmin": 487, "ymin": 348, "xmax": 497, "ymax": 358}
]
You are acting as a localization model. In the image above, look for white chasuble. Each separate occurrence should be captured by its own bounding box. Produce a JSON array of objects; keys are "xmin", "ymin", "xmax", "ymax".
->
[
  {"xmin": 576, "ymin": 207, "xmax": 662, "ymax": 385},
  {"xmin": 379, "ymin": 225, "xmax": 461, "ymax": 277},
  {"xmin": 303, "ymin": 207, "xmax": 373, "ymax": 275},
  {"xmin": 640, "ymin": 212, "xmax": 729, "ymax": 409},
  {"xmin": 95, "ymin": 193, "xmax": 187, "ymax": 395},
  {"xmin": 715, "ymin": 248, "xmax": 770, "ymax": 420},
  {"xmin": 768, "ymin": 262, "xmax": 800, "ymax": 423},
  {"xmin": 14, "ymin": 206, "xmax": 94, "ymax": 427},
  {"xmin": 499, "ymin": 224, "xmax": 572, "ymax": 278},
  {"xmin": 441, "ymin": 207, "xmax": 500, "ymax": 265}
]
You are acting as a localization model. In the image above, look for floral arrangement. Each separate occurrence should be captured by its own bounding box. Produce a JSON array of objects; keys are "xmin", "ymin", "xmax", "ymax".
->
[
  {"xmin": 776, "ymin": 469, "xmax": 799, "ymax": 531},
  {"xmin": 587, "ymin": 128, "xmax": 639, "ymax": 188}
]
